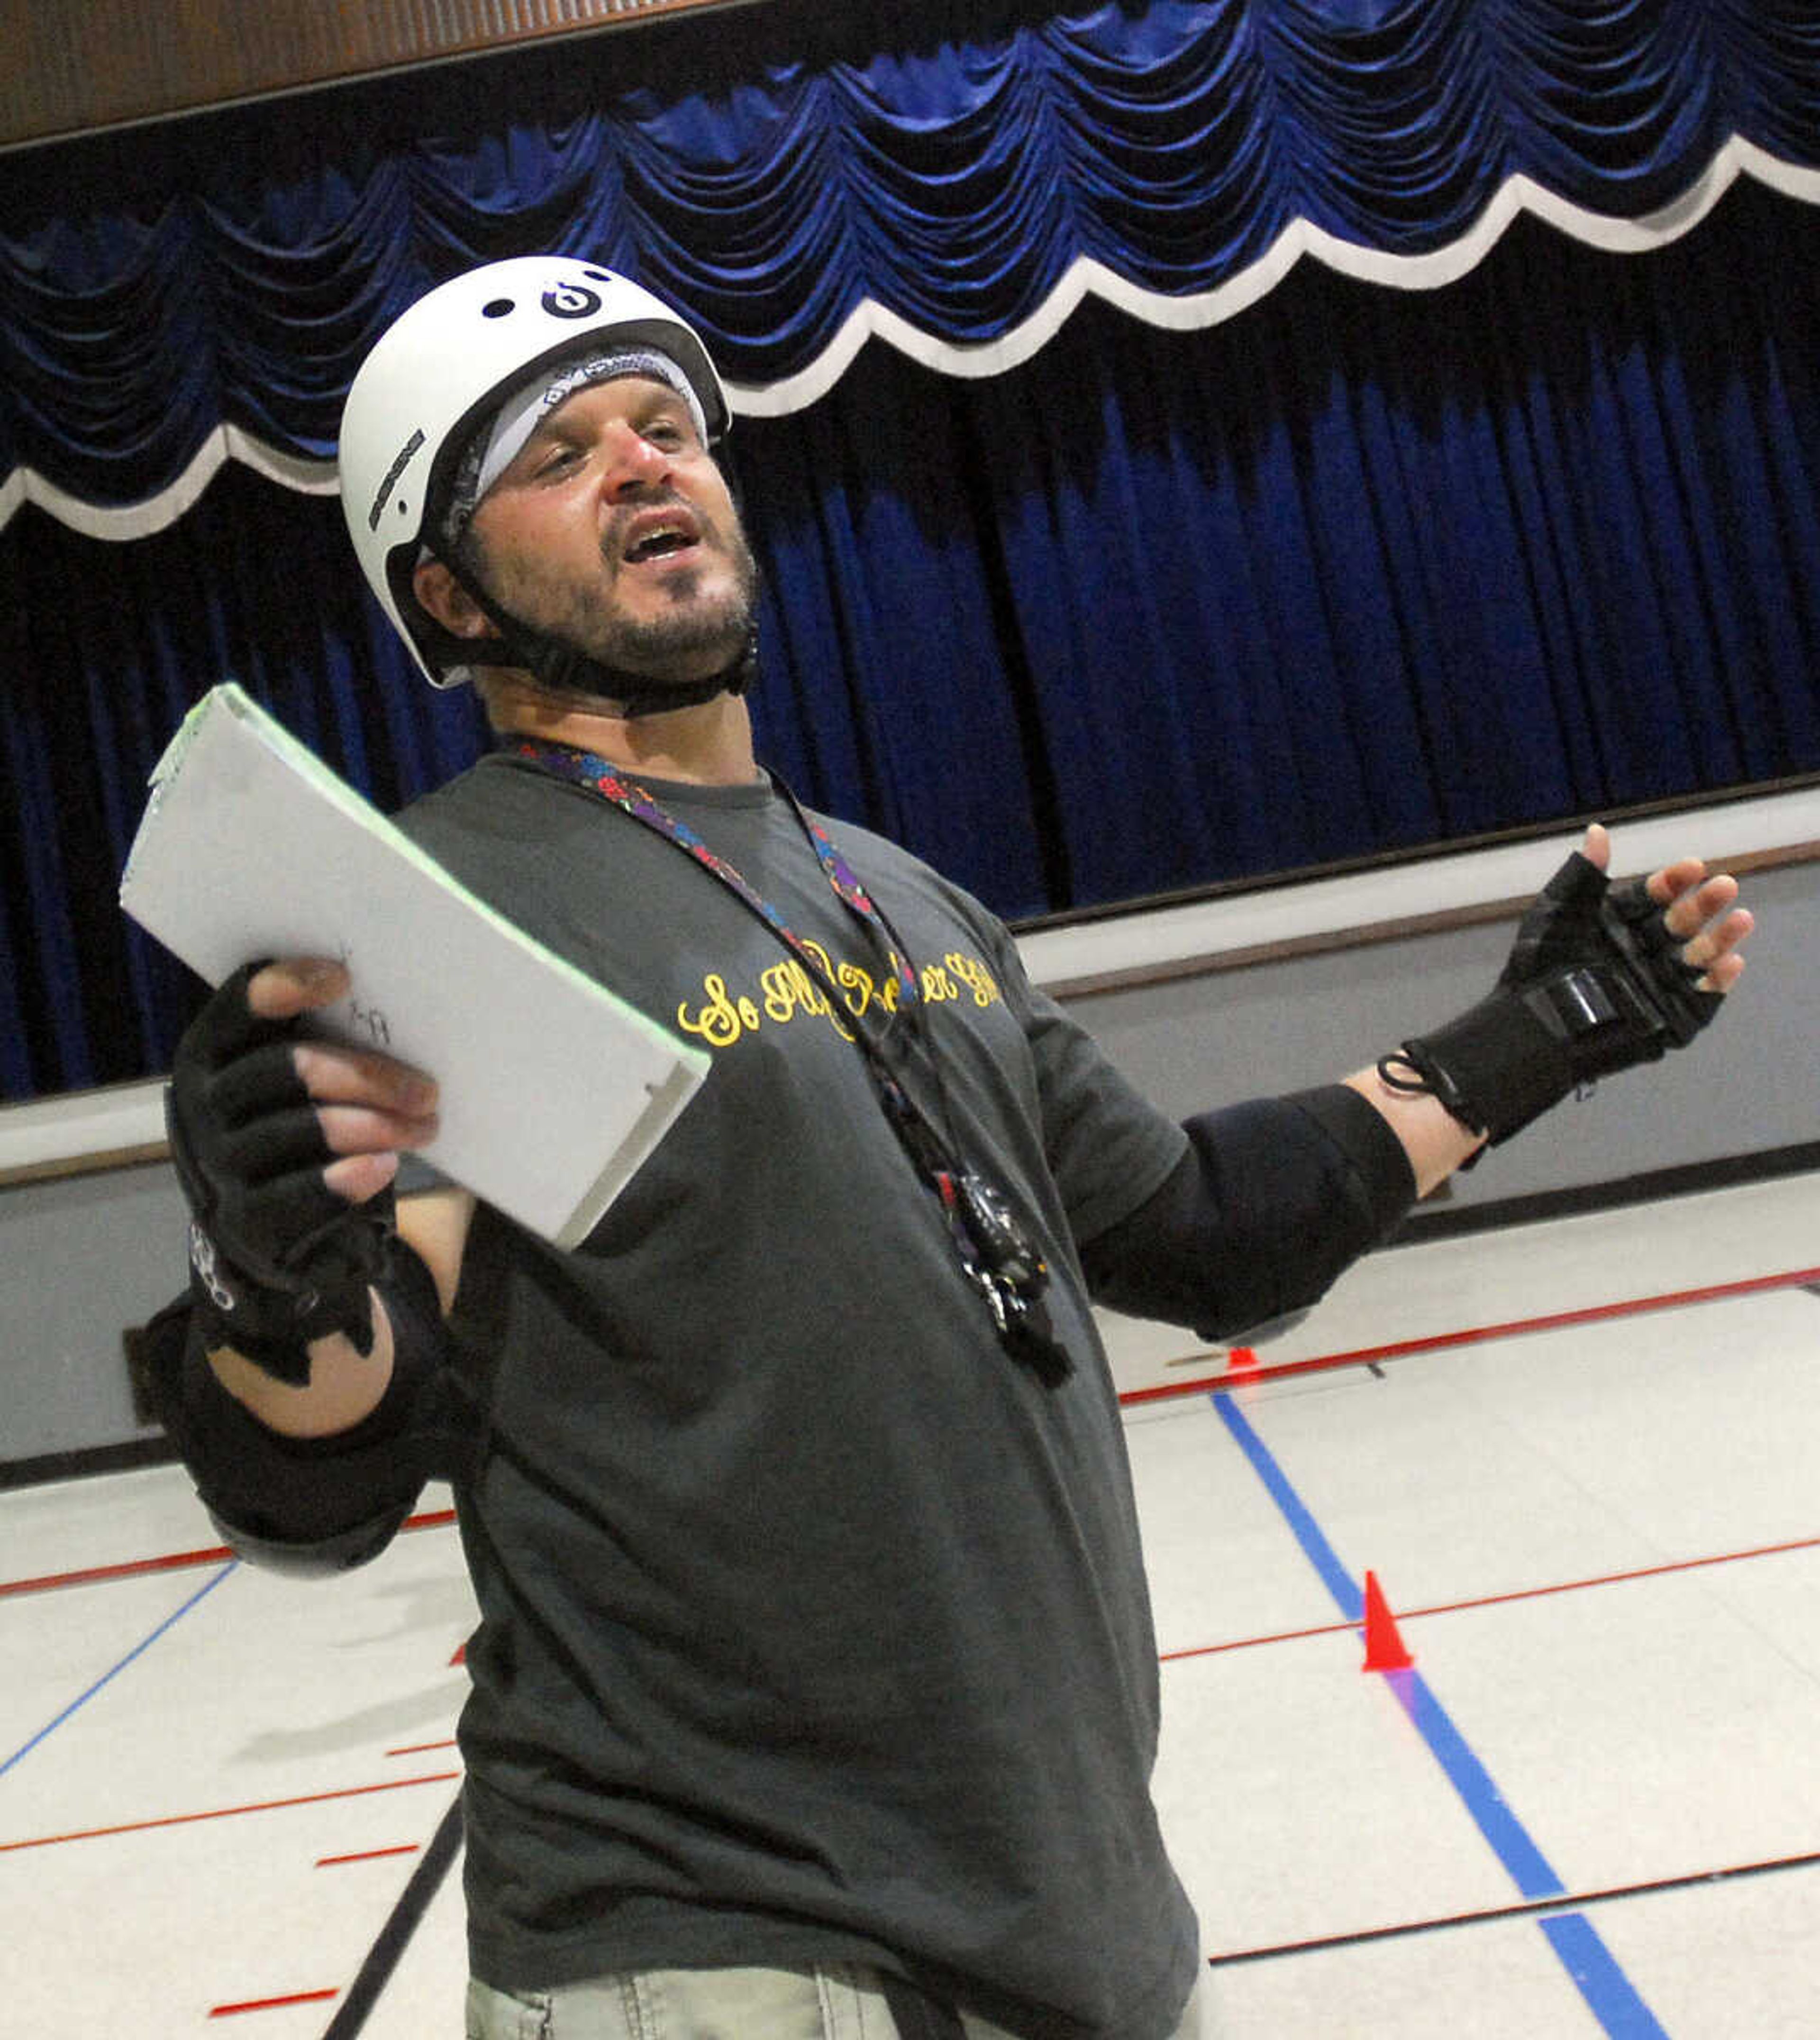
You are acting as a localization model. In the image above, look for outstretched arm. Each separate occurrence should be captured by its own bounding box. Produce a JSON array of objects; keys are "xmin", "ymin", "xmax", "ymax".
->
[{"xmin": 1080, "ymin": 824, "xmax": 1756, "ymax": 1341}]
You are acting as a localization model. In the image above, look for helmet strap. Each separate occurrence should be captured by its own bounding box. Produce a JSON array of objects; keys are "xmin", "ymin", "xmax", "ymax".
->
[{"xmin": 433, "ymin": 552, "xmax": 758, "ymax": 720}]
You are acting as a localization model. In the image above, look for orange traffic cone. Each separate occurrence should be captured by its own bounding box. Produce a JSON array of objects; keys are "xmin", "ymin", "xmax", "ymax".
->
[{"xmin": 1361, "ymin": 1570, "xmax": 1414, "ymax": 1672}]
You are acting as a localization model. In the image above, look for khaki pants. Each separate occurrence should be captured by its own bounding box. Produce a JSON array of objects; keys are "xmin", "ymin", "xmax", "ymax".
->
[{"xmin": 465, "ymin": 1960, "xmax": 1214, "ymax": 2039}]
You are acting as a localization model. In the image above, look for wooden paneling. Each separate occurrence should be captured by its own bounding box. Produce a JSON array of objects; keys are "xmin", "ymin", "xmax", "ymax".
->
[{"xmin": 0, "ymin": 0, "xmax": 743, "ymax": 149}]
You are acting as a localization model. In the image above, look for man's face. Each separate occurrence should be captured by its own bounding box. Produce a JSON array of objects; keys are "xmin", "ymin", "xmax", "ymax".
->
[{"xmin": 462, "ymin": 375, "xmax": 758, "ymax": 689}]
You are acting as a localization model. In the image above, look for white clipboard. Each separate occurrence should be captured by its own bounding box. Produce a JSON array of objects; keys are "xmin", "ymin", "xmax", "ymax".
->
[{"xmin": 120, "ymin": 685, "xmax": 707, "ymax": 1247}]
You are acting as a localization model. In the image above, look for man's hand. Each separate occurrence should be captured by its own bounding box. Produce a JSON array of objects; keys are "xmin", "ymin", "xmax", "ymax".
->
[
  {"xmin": 1377, "ymin": 825, "xmax": 1756, "ymax": 1155},
  {"xmin": 236, "ymin": 960, "xmax": 441, "ymax": 1200},
  {"xmin": 167, "ymin": 958, "xmax": 439, "ymax": 1382},
  {"xmin": 1582, "ymin": 823, "xmax": 1753, "ymax": 998}
]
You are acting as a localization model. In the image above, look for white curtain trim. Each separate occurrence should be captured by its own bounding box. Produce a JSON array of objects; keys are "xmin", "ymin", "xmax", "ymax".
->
[{"xmin": 2, "ymin": 137, "xmax": 1815, "ymax": 540}]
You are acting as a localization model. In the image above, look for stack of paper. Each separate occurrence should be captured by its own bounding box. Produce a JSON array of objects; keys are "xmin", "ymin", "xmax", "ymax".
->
[{"xmin": 120, "ymin": 684, "xmax": 707, "ymax": 1248}]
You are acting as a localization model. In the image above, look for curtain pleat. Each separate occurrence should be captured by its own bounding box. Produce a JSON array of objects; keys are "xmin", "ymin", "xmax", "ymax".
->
[
  {"xmin": 3, "ymin": 0, "xmax": 1815, "ymax": 513},
  {"xmin": 0, "ymin": 2, "xmax": 1816, "ymax": 1098}
]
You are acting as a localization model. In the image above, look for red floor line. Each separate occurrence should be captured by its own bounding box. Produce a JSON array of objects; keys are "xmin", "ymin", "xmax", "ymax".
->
[
  {"xmin": 1208, "ymin": 1844, "xmax": 1820, "ymax": 1967},
  {"xmin": 209, "ymin": 1989, "xmax": 339, "ymax": 2018},
  {"xmin": 1159, "ymin": 1530, "xmax": 1820, "ymax": 1662},
  {"xmin": 8, "ymin": 1269, "xmax": 1814, "ymax": 1600},
  {"xmin": 317, "ymin": 1844, "xmax": 422, "ymax": 1867},
  {"xmin": 385, "ymin": 1738, "xmax": 459, "ymax": 1757},
  {"xmin": 0, "ymin": 1545, "xmax": 235, "ymax": 1598},
  {"xmin": 0, "ymin": 1769, "xmax": 461, "ymax": 1854},
  {"xmin": 9, "ymin": 1272, "xmax": 1815, "ymax": 1587},
  {"xmin": 1162, "ymin": 1618, "xmax": 1355, "ymax": 1661},
  {"xmin": 1121, "ymin": 1262, "xmax": 1820, "ymax": 1408},
  {"xmin": 0, "ymin": 1508, "xmax": 459, "ymax": 1601}
]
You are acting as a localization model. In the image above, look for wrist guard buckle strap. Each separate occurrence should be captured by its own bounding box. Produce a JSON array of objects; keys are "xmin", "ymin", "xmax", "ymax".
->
[
  {"xmin": 186, "ymin": 1218, "xmax": 379, "ymax": 1386},
  {"xmin": 1384, "ymin": 858, "xmax": 1724, "ymax": 1147}
]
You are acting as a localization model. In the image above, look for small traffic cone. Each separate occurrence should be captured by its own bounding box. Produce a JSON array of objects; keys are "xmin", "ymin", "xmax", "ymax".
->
[
  {"xmin": 1228, "ymin": 1345, "xmax": 1259, "ymax": 1372},
  {"xmin": 1360, "ymin": 1570, "xmax": 1414, "ymax": 1672}
]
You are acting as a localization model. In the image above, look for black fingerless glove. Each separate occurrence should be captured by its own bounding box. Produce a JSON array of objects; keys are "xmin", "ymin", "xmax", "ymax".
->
[
  {"xmin": 167, "ymin": 961, "xmax": 392, "ymax": 1384},
  {"xmin": 1383, "ymin": 851, "xmax": 1725, "ymax": 1147}
]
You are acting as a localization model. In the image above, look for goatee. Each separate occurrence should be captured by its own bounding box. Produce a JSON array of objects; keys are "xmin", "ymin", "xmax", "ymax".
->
[{"xmin": 587, "ymin": 552, "xmax": 758, "ymax": 687}]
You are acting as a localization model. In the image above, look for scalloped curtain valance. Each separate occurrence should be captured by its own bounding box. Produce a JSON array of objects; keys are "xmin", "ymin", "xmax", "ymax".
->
[{"xmin": 3, "ymin": 0, "xmax": 1817, "ymax": 539}]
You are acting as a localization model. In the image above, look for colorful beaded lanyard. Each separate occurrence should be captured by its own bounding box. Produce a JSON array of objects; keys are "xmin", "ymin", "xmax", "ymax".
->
[
  {"xmin": 511, "ymin": 739, "xmax": 919, "ymax": 1016},
  {"xmin": 506, "ymin": 736, "xmax": 1071, "ymax": 1384}
]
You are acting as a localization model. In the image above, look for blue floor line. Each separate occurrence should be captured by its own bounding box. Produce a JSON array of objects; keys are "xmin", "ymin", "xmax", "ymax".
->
[
  {"xmin": 1541, "ymin": 1914, "xmax": 1672, "ymax": 2037},
  {"xmin": 1212, "ymin": 1394, "xmax": 1670, "ymax": 2037},
  {"xmin": 0, "ymin": 1559, "xmax": 237, "ymax": 1782},
  {"xmin": 1383, "ymin": 1664, "xmax": 1563, "ymax": 1899},
  {"xmin": 1215, "ymin": 1385, "xmax": 1362, "ymax": 1619}
]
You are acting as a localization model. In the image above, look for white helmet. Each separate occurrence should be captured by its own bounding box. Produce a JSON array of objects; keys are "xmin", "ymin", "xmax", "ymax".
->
[{"xmin": 338, "ymin": 257, "xmax": 731, "ymax": 688}]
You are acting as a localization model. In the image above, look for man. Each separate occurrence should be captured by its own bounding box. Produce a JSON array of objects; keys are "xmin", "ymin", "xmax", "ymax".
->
[{"xmin": 147, "ymin": 257, "xmax": 1754, "ymax": 2040}]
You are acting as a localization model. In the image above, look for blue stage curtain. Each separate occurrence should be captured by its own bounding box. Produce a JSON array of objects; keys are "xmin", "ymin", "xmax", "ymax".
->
[
  {"xmin": 2, "ymin": 0, "xmax": 1814, "ymax": 512},
  {"xmin": 0, "ymin": 1, "xmax": 1817, "ymax": 1098},
  {"xmin": 0, "ymin": 469, "xmax": 490, "ymax": 1095},
  {"xmin": 3, "ymin": 179, "xmax": 1817, "ymax": 1099}
]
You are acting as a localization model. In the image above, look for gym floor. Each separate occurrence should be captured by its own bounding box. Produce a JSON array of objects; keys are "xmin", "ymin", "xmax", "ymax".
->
[{"xmin": 5, "ymin": 1169, "xmax": 1819, "ymax": 2037}]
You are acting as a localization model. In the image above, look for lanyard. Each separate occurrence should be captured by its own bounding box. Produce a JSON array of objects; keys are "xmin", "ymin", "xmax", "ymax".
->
[
  {"xmin": 507, "ymin": 739, "xmax": 919, "ymax": 1038},
  {"xmin": 504, "ymin": 736, "xmax": 1072, "ymax": 1384}
]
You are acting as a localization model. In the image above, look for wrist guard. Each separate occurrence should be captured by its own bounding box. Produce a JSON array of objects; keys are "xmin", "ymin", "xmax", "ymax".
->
[
  {"xmin": 167, "ymin": 962, "xmax": 392, "ymax": 1385},
  {"xmin": 1382, "ymin": 851, "xmax": 1724, "ymax": 1146},
  {"xmin": 142, "ymin": 1235, "xmax": 473, "ymax": 1577}
]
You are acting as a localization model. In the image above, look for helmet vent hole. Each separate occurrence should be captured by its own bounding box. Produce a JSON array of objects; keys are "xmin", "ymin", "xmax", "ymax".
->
[{"xmin": 482, "ymin": 298, "xmax": 514, "ymax": 319}]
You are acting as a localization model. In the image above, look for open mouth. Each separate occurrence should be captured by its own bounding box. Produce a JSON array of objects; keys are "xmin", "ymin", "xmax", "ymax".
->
[{"xmin": 622, "ymin": 515, "xmax": 701, "ymax": 565}]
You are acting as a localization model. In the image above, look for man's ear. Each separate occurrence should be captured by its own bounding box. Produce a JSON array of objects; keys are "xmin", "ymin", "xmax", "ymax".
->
[{"xmin": 413, "ymin": 556, "xmax": 497, "ymax": 641}]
